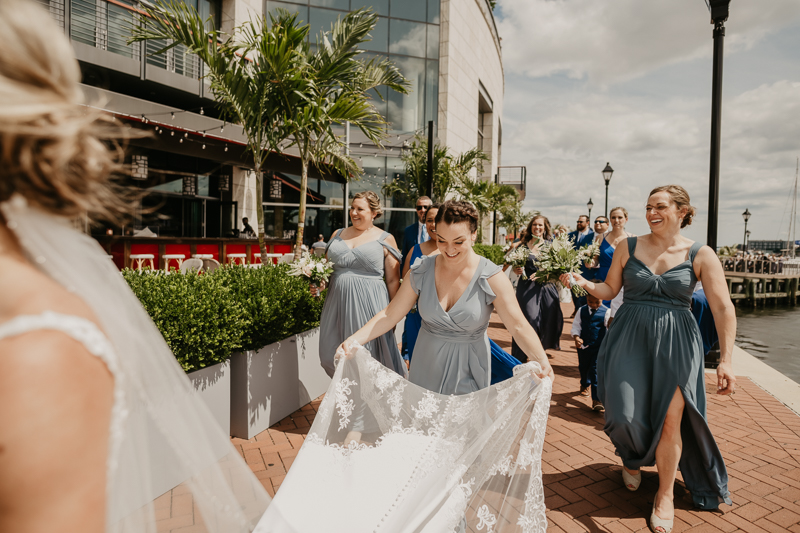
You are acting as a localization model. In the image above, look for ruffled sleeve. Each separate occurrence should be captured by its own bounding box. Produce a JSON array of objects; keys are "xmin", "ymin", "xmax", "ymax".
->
[
  {"xmin": 378, "ymin": 231, "xmax": 402, "ymax": 261},
  {"xmin": 408, "ymin": 254, "xmax": 435, "ymax": 295},
  {"xmin": 477, "ymin": 257, "xmax": 503, "ymax": 306}
]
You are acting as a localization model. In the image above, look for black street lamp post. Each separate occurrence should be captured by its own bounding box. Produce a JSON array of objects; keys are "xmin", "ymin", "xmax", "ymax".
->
[
  {"xmin": 742, "ymin": 208, "xmax": 751, "ymax": 252},
  {"xmin": 602, "ymin": 163, "xmax": 613, "ymax": 216},
  {"xmin": 705, "ymin": 0, "xmax": 731, "ymax": 252},
  {"xmin": 587, "ymin": 198, "xmax": 594, "ymax": 221}
]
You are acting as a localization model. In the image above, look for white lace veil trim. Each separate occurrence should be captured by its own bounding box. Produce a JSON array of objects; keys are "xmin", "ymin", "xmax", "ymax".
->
[
  {"xmin": 0, "ymin": 196, "xmax": 271, "ymax": 532},
  {"xmin": 256, "ymin": 342, "xmax": 552, "ymax": 533}
]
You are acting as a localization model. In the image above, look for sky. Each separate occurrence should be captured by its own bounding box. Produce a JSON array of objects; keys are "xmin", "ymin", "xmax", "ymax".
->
[{"xmin": 494, "ymin": 0, "xmax": 800, "ymax": 248}]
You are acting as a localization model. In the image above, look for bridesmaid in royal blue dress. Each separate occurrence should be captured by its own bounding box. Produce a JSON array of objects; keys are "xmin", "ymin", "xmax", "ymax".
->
[
  {"xmin": 562, "ymin": 186, "xmax": 736, "ymax": 533},
  {"xmin": 318, "ymin": 191, "xmax": 406, "ymax": 378},
  {"xmin": 402, "ymin": 204, "xmax": 440, "ymax": 362},
  {"xmin": 594, "ymin": 207, "xmax": 634, "ymax": 307}
]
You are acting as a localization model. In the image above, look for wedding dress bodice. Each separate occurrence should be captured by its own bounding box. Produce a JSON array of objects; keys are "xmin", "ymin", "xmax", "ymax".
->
[{"xmin": 0, "ymin": 311, "xmax": 126, "ymax": 486}]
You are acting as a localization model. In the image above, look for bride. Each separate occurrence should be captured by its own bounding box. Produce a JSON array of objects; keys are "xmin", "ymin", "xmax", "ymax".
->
[{"xmin": 0, "ymin": 2, "xmax": 268, "ymax": 531}]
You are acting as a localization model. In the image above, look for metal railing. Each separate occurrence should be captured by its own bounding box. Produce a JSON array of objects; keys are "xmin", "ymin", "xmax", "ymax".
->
[
  {"xmin": 721, "ymin": 257, "xmax": 800, "ymax": 275},
  {"xmin": 35, "ymin": 0, "xmax": 200, "ymax": 80}
]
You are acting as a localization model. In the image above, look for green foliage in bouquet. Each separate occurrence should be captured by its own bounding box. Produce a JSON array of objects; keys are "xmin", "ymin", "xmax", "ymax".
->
[
  {"xmin": 531, "ymin": 233, "xmax": 588, "ymax": 296},
  {"xmin": 123, "ymin": 265, "xmax": 326, "ymax": 372},
  {"xmin": 472, "ymin": 244, "xmax": 507, "ymax": 266}
]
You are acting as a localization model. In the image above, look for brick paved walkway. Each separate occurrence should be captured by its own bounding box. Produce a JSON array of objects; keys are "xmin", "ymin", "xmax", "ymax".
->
[{"xmin": 158, "ymin": 303, "xmax": 800, "ymax": 531}]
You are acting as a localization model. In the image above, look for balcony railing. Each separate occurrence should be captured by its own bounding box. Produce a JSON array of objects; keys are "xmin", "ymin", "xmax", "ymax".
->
[{"xmin": 35, "ymin": 0, "xmax": 200, "ymax": 80}]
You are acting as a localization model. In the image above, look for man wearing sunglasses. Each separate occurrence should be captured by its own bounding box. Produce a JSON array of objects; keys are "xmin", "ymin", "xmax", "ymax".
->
[{"xmin": 401, "ymin": 195, "xmax": 432, "ymax": 266}]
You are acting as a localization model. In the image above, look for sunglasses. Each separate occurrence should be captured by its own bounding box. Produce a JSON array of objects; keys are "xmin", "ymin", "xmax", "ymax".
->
[
  {"xmin": 415, "ymin": 205, "xmax": 430, "ymax": 211},
  {"xmin": 595, "ymin": 220, "xmax": 608, "ymax": 224}
]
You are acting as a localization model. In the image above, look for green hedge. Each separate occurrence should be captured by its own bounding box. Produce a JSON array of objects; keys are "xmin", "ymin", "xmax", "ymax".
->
[
  {"xmin": 473, "ymin": 244, "xmax": 506, "ymax": 266},
  {"xmin": 123, "ymin": 265, "xmax": 325, "ymax": 372}
]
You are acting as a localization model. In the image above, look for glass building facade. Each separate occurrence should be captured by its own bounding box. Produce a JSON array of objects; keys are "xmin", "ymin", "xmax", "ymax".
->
[{"xmin": 264, "ymin": 0, "xmax": 441, "ymax": 245}]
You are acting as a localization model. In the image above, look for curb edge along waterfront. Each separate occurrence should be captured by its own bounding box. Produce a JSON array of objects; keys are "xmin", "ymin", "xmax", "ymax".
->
[{"xmin": 715, "ymin": 346, "xmax": 800, "ymax": 416}]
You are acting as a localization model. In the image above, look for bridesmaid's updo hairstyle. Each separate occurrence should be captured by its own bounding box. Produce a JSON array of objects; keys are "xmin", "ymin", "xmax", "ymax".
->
[
  {"xmin": 352, "ymin": 190, "xmax": 383, "ymax": 219},
  {"xmin": 435, "ymin": 200, "xmax": 478, "ymax": 233},
  {"xmin": 649, "ymin": 185, "xmax": 696, "ymax": 228}
]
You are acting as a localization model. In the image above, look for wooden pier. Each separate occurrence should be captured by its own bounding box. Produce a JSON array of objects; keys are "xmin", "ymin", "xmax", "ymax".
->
[{"xmin": 725, "ymin": 272, "xmax": 799, "ymax": 307}]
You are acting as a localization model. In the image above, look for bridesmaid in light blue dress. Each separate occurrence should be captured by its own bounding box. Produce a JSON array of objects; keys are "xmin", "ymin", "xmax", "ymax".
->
[
  {"xmin": 318, "ymin": 192, "xmax": 406, "ymax": 378},
  {"xmin": 339, "ymin": 200, "xmax": 555, "ymax": 396},
  {"xmin": 563, "ymin": 186, "xmax": 736, "ymax": 533}
]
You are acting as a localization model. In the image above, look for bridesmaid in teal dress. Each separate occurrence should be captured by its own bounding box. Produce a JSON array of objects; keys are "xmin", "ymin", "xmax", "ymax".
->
[
  {"xmin": 562, "ymin": 186, "xmax": 736, "ymax": 533},
  {"xmin": 318, "ymin": 191, "xmax": 406, "ymax": 378},
  {"xmin": 340, "ymin": 200, "xmax": 554, "ymax": 396}
]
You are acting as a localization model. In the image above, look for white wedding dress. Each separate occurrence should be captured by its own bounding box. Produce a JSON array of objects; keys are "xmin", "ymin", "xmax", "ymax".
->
[{"xmin": 255, "ymin": 344, "xmax": 552, "ymax": 533}]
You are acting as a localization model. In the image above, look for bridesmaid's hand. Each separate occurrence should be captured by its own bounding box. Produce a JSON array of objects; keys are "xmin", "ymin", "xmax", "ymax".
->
[
  {"xmin": 513, "ymin": 266, "xmax": 524, "ymax": 276},
  {"xmin": 335, "ymin": 337, "xmax": 358, "ymax": 362},
  {"xmin": 559, "ymin": 272, "xmax": 587, "ymax": 289},
  {"xmin": 716, "ymin": 361, "xmax": 736, "ymax": 395},
  {"xmin": 309, "ymin": 282, "xmax": 320, "ymax": 297}
]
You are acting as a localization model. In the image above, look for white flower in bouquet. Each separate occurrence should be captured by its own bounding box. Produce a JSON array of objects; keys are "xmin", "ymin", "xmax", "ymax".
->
[
  {"xmin": 505, "ymin": 245, "xmax": 531, "ymax": 280},
  {"xmin": 288, "ymin": 252, "xmax": 335, "ymax": 286},
  {"xmin": 578, "ymin": 241, "xmax": 600, "ymax": 267},
  {"xmin": 531, "ymin": 233, "xmax": 587, "ymax": 296}
]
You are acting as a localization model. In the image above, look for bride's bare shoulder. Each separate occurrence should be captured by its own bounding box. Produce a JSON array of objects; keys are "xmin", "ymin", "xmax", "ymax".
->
[{"xmin": 0, "ymin": 257, "xmax": 95, "ymax": 325}]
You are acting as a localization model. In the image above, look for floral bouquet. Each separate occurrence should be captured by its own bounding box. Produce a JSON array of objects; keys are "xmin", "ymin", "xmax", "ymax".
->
[
  {"xmin": 531, "ymin": 233, "xmax": 588, "ymax": 297},
  {"xmin": 505, "ymin": 245, "xmax": 531, "ymax": 280},
  {"xmin": 288, "ymin": 252, "xmax": 335, "ymax": 293},
  {"xmin": 578, "ymin": 241, "xmax": 600, "ymax": 268}
]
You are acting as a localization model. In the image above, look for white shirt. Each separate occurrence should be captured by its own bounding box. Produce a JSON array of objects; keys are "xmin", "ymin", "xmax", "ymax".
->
[
  {"xmin": 570, "ymin": 306, "xmax": 611, "ymax": 342},
  {"xmin": 417, "ymin": 221, "xmax": 429, "ymax": 243},
  {"xmin": 577, "ymin": 227, "xmax": 591, "ymax": 238}
]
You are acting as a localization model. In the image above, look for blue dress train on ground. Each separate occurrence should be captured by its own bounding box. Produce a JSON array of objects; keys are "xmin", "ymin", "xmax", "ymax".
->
[{"xmin": 597, "ymin": 237, "xmax": 732, "ymax": 510}]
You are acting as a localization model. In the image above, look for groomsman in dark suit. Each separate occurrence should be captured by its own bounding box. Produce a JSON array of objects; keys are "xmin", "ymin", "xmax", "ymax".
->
[
  {"xmin": 401, "ymin": 195, "xmax": 432, "ymax": 267},
  {"xmin": 567, "ymin": 215, "xmax": 595, "ymax": 317}
]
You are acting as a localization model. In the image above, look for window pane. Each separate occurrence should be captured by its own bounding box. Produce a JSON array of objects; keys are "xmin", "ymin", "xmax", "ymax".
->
[
  {"xmin": 266, "ymin": 1, "xmax": 309, "ymax": 24},
  {"xmin": 390, "ymin": 0, "xmax": 426, "ymax": 21},
  {"xmin": 361, "ymin": 16, "xmax": 388, "ymax": 53},
  {"xmin": 389, "ymin": 19, "xmax": 426, "ymax": 57},
  {"xmin": 387, "ymin": 56, "xmax": 425, "ymax": 133},
  {"xmin": 310, "ymin": 7, "xmax": 343, "ymax": 37},
  {"xmin": 428, "ymin": 0, "xmax": 439, "ymax": 24},
  {"xmin": 425, "ymin": 60, "xmax": 438, "ymax": 126},
  {"xmin": 426, "ymin": 24, "xmax": 439, "ymax": 58},
  {"xmin": 310, "ymin": 0, "xmax": 349, "ymax": 10},
  {"xmin": 384, "ymin": 156, "xmax": 414, "ymax": 209},
  {"xmin": 382, "ymin": 210, "xmax": 416, "ymax": 250},
  {"xmin": 351, "ymin": 0, "xmax": 388, "ymax": 16}
]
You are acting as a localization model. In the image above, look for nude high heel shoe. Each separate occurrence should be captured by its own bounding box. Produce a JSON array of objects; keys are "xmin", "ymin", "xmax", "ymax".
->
[
  {"xmin": 649, "ymin": 502, "xmax": 673, "ymax": 533},
  {"xmin": 621, "ymin": 468, "xmax": 641, "ymax": 491}
]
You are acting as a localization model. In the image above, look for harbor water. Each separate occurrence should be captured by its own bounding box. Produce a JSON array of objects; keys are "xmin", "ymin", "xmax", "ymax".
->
[{"xmin": 735, "ymin": 306, "xmax": 800, "ymax": 384}]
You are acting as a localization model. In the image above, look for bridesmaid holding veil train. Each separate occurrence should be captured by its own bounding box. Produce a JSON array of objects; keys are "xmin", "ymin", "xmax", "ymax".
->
[
  {"xmin": 340, "ymin": 200, "xmax": 554, "ymax": 394},
  {"xmin": 317, "ymin": 191, "xmax": 407, "ymax": 377}
]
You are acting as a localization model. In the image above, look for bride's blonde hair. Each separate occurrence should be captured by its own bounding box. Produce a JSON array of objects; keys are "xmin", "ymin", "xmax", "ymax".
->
[{"xmin": 0, "ymin": 0, "xmax": 130, "ymax": 222}]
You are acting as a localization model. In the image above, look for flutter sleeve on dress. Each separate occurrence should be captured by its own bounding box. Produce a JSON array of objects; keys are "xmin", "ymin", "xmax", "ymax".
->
[
  {"xmin": 378, "ymin": 231, "xmax": 402, "ymax": 262},
  {"xmin": 408, "ymin": 254, "xmax": 435, "ymax": 295},
  {"xmin": 477, "ymin": 258, "xmax": 503, "ymax": 306}
]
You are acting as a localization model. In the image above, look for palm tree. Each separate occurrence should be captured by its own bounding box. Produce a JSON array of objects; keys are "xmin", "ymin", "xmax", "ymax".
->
[
  {"xmin": 498, "ymin": 203, "xmax": 538, "ymax": 242},
  {"xmin": 382, "ymin": 134, "xmax": 488, "ymax": 204},
  {"xmin": 455, "ymin": 175, "xmax": 518, "ymax": 244},
  {"xmin": 130, "ymin": 3, "xmax": 408, "ymax": 260}
]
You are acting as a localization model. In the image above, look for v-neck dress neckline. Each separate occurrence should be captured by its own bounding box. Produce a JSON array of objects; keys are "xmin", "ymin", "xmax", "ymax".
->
[{"xmin": 434, "ymin": 256, "xmax": 483, "ymax": 314}]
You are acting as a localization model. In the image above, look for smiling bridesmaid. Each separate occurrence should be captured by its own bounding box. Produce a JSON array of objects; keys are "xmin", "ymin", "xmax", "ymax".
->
[
  {"xmin": 317, "ymin": 191, "xmax": 406, "ymax": 377},
  {"xmin": 561, "ymin": 185, "xmax": 736, "ymax": 533},
  {"xmin": 340, "ymin": 200, "xmax": 554, "ymax": 395}
]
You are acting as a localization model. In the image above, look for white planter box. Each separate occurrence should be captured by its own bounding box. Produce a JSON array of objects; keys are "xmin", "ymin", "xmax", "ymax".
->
[
  {"xmin": 188, "ymin": 359, "xmax": 231, "ymax": 434},
  {"xmin": 230, "ymin": 327, "xmax": 331, "ymax": 439}
]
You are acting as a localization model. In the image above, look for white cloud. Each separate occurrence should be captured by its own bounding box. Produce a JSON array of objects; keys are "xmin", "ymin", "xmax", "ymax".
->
[{"xmin": 497, "ymin": 0, "xmax": 800, "ymax": 86}]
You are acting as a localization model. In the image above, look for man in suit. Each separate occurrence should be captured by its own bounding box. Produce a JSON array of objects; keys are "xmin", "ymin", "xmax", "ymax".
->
[
  {"xmin": 401, "ymin": 195, "xmax": 432, "ymax": 266},
  {"xmin": 568, "ymin": 215, "xmax": 595, "ymax": 317}
]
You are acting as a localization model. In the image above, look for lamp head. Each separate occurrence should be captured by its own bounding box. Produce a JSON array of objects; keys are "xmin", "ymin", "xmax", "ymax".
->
[
  {"xmin": 705, "ymin": 0, "xmax": 730, "ymax": 24},
  {"xmin": 602, "ymin": 162, "xmax": 613, "ymax": 184},
  {"xmin": 587, "ymin": 198, "xmax": 594, "ymax": 210},
  {"xmin": 742, "ymin": 208, "xmax": 751, "ymax": 222}
]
